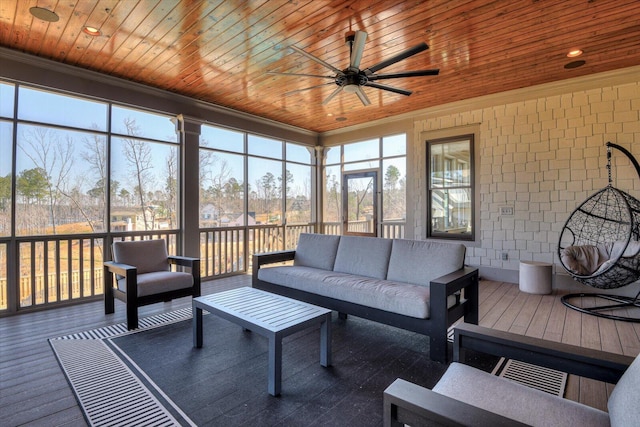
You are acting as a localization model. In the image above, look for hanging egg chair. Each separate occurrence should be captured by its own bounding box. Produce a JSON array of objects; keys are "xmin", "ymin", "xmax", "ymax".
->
[{"xmin": 558, "ymin": 142, "xmax": 640, "ymax": 322}]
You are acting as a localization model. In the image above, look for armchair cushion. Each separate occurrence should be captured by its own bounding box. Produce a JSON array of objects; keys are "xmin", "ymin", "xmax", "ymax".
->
[
  {"xmin": 432, "ymin": 362, "xmax": 610, "ymax": 427},
  {"xmin": 608, "ymin": 352, "xmax": 640, "ymax": 426},
  {"xmin": 117, "ymin": 271, "xmax": 193, "ymax": 297},
  {"xmin": 113, "ymin": 239, "xmax": 169, "ymax": 274}
]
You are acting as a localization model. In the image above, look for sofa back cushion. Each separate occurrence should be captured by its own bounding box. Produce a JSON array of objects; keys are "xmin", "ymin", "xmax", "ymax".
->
[
  {"xmin": 112, "ymin": 239, "xmax": 169, "ymax": 274},
  {"xmin": 387, "ymin": 239, "xmax": 466, "ymax": 286},
  {"xmin": 293, "ymin": 233, "xmax": 341, "ymax": 271},
  {"xmin": 333, "ymin": 236, "xmax": 393, "ymax": 279},
  {"xmin": 608, "ymin": 353, "xmax": 640, "ymax": 427}
]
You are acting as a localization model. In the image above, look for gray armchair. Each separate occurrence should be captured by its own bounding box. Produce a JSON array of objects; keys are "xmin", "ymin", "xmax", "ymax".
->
[
  {"xmin": 384, "ymin": 323, "xmax": 638, "ymax": 427},
  {"xmin": 104, "ymin": 239, "xmax": 200, "ymax": 330}
]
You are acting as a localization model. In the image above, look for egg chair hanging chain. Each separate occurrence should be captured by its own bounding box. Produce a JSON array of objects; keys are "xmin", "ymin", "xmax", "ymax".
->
[{"xmin": 606, "ymin": 141, "xmax": 640, "ymax": 182}]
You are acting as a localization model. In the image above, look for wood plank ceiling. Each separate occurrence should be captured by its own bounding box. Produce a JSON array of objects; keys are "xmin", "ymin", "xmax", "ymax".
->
[{"xmin": 1, "ymin": 0, "xmax": 639, "ymax": 133}]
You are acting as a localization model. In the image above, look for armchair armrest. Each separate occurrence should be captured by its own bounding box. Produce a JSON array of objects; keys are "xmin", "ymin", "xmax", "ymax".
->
[
  {"xmin": 454, "ymin": 323, "xmax": 634, "ymax": 383},
  {"xmin": 104, "ymin": 261, "xmax": 136, "ymax": 276},
  {"xmin": 384, "ymin": 378, "xmax": 525, "ymax": 427},
  {"xmin": 168, "ymin": 255, "xmax": 200, "ymax": 268}
]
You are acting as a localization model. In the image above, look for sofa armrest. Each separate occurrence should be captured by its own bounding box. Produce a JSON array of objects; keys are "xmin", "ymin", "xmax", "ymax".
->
[
  {"xmin": 252, "ymin": 250, "xmax": 296, "ymax": 284},
  {"xmin": 454, "ymin": 323, "xmax": 634, "ymax": 383},
  {"xmin": 431, "ymin": 266, "xmax": 479, "ymax": 295},
  {"xmin": 430, "ymin": 266, "xmax": 479, "ymax": 325},
  {"xmin": 383, "ymin": 378, "xmax": 525, "ymax": 427}
]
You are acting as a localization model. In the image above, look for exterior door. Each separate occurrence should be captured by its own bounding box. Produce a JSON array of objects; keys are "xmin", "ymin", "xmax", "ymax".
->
[{"xmin": 342, "ymin": 171, "xmax": 377, "ymax": 236}]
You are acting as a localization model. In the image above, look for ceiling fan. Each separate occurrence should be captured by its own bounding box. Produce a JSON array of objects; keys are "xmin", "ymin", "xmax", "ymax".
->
[{"xmin": 268, "ymin": 30, "xmax": 439, "ymax": 106}]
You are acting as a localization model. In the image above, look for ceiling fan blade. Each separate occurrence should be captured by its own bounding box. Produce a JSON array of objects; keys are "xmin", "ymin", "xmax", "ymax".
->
[
  {"xmin": 322, "ymin": 86, "xmax": 343, "ymax": 105},
  {"xmin": 367, "ymin": 69, "xmax": 439, "ymax": 80},
  {"xmin": 290, "ymin": 45, "xmax": 342, "ymax": 74},
  {"xmin": 267, "ymin": 71, "xmax": 335, "ymax": 79},
  {"xmin": 365, "ymin": 82, "xmax": 412, "ymax": 96},
  {"xmin": 365, "ymin": 42, "xmax": 429, "ymax": 74},
  {"xmin": 355, "ymin": 87, "xmax": 371, "ymax": 106},
  {"xmin": 284, "ymin": 82, "xmax": 335, "ymax": 96},
  {"xmin": 350, "ymin": 30, "xmax": 367, "ymax": 69}
]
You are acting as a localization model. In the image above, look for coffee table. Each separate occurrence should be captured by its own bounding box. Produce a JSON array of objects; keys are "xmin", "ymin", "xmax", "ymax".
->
[{"xmin": 192, "ymin": 287, "xmax": 332, "ymax": 396}]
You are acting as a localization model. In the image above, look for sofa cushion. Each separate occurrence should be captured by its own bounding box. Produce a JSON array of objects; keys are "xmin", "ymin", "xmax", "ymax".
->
[
  {"xmin": 433, "ymin": 362, "xmax": 610, "ymax": 427},
  {"xmin": 608, "ymin": 353, "xmax": 640, "ymax": 427},
  {"xmin": 333, "ymin": 236, "xmax": 393, "ymax": 279},
  {"xmin": 117, "ymin": 271, "xmax": 193, "ymax": 297},
  {"xmin": 293, "ymin": 233, "xmax": 341, "ymax": 271},
  {"xmin": 113, "ymin": 239, "xmax": 169, "ymax": 274},
  {"xmin": 387, "ymin": 239, "xmax": 465, "ymax": 286},
  {"xmin": 258, "ymin": 265, "xmax": 434, "ymax": 318}
]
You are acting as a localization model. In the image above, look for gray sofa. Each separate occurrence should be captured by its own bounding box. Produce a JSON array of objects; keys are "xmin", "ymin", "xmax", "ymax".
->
[{"xmin": 252, "ymin": 233, "xmax": 479, "ymax": 363}]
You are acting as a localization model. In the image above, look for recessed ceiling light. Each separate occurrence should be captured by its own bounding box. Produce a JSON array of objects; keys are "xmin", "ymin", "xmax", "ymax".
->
[
  {"xmin": 83, "ymin": 26, "xmax": 101, "ymax": 36},
  {"xmin": 567, "ymin": 49, "xmax": 583, "ymax": 58},
  {"xmin": 29, "ymin": 7, "xmax": 59, "ymax": 22}
]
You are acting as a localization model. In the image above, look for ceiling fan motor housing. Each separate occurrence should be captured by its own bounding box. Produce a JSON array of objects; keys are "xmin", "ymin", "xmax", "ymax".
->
[{"xmin": 336, "ymin": 71, "xmax": 368, "ymax": 90}]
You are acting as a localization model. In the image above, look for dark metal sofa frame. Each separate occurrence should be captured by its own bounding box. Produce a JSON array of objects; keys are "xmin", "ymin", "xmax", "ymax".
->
[
  {"xmin": 383, "ymin": 322, "xmax": 634, "ymax": 426},
  {"xmin": 252, "ymin": 250, "xmax": 479, "ymax": 363}
]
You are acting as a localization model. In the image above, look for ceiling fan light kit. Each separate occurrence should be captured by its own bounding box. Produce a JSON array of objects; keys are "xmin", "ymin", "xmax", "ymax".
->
[{"xmin": 269, "ymin": 29, "xmax": 439, "ymax": 106}]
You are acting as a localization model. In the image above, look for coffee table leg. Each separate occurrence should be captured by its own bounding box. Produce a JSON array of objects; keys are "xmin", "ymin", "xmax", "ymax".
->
[
  {"xmin": 320, "ymin": 313, "xmax": 332, "ymax": 367},
  {"xmin": 268, "ymin": 334, "xmax": 282, "ymax": 396},
  {"xmin": 193, "ymin": 301, "xmax": 203, "ymax": 348}
]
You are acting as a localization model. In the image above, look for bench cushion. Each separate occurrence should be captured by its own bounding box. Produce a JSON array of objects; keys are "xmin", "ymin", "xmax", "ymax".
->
[
  {"xmin": 293, "ymin": 233, "xmax": 341, "ymax": 271},
  {"xmin": 333, "ymin": 235, "xmax": 393, "ymax": 279},
  {"xmin": 387, "ymin": 239, "xmax": 465, "ymax": 286},
  {"xmin": 258, "ymin": 265, "xmax": 433, "ymax": 318},
  {"xmin": 433, "ymin": 362, "xmax": 609, "ymax": 427}
]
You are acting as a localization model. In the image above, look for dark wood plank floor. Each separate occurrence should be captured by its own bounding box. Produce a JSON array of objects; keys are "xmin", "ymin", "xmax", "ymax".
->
[{"xmin": 1, "ymin": 276, "xmax": 638, "ymax": 425}]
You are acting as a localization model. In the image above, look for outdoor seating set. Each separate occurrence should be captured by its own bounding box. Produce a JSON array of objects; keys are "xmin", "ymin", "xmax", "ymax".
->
[{"xmin": 103, "ymin": 234, "xmax": 640, "ymax": 424}]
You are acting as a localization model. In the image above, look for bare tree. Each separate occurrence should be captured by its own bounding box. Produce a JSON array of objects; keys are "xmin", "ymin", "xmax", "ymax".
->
[
  {"xmin": 19, "ymin": 127, "xmax": 74, "ymax": 234},
  {"xmin": 120, "ymin": 118, "xmax": 154, "ymax": 230}
]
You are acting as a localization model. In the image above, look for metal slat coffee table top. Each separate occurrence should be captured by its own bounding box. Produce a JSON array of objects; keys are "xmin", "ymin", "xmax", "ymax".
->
[
  {"xmin": 192, "ymin": 287, "xmax": 332, "ymax": 396},
  {"xmin": 196, "ymin": 287, "xmax": 331, "ymax": 334}
]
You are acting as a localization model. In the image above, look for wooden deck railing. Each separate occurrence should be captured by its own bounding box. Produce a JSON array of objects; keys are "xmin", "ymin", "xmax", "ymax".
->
[{"xmin": 0, "ymin": 221, "xmax": 403, "ymax": 314}]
